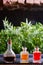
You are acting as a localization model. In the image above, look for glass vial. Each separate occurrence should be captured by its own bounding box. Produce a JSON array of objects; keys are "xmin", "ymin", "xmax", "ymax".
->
[
  {"xmin": 3, "ymin": 38, "xmax": 16, "ymax": 63},
  {"xmin": 20, "ymin": 47, "xmax": 29, "ymax": 63},
  {"xmin": 33, "ymin": 47, "xmax": 41, "ymax": 63}
]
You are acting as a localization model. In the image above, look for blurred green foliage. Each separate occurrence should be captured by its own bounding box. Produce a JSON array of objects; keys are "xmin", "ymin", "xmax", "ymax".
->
[{"xmin": 0, "ymin": 18, "xmax": 43, "ymax": 54}]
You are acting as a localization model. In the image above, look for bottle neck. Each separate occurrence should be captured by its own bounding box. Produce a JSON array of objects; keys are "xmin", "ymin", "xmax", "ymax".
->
[
  {"xmin": 7, "ymin": 42, "xmax": 12, "ymax": 50},
  {"xmin": 22, "ymin": 47, "xmax": 27, "ymax": 52},
  {"xmin": 35, "ymin": 47, "xmax": 39, "ymax": 51}
]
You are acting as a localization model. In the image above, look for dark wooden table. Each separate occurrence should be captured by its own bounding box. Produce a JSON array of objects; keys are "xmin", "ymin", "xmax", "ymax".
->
[{"xmin": 0, "ymin": 63, "xmax": 43, "ymax": 65}]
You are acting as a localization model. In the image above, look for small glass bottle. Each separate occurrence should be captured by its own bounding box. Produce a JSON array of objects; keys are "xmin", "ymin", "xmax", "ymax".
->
[
  {"xmin": 3, "ymin": 38, "xmax": 16, "ymax": 63},
  {"xmin": 33, "ymin": 47, "xmax": 41, "ymax": 63},
  {"xmin": 20, "ymin": 47, "xmax": 29, "ymax": 63}
]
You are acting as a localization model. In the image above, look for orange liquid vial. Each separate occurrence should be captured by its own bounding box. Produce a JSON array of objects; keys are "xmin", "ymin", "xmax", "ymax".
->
[
  {"xmin": 33, "ymin": 47, "xmax": 41, "ymax": 63},
  {"xmin": 20, "ymin": 47, "xmax": 29, "ymax": 63}
]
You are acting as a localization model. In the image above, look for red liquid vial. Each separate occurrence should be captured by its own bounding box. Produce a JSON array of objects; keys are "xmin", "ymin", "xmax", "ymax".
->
[{"xmin": 33, "ymin": 47, "xmax": 41, "ymax": 63}]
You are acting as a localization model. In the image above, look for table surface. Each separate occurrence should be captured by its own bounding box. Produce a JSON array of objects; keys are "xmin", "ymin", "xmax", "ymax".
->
[
  {"xmin": 0, "ymin": 63, "xmax": 43, "ymax": 65},
  {"xmin": 0, "ymin": 54, "xmax": 43, "ymax": 64}
]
